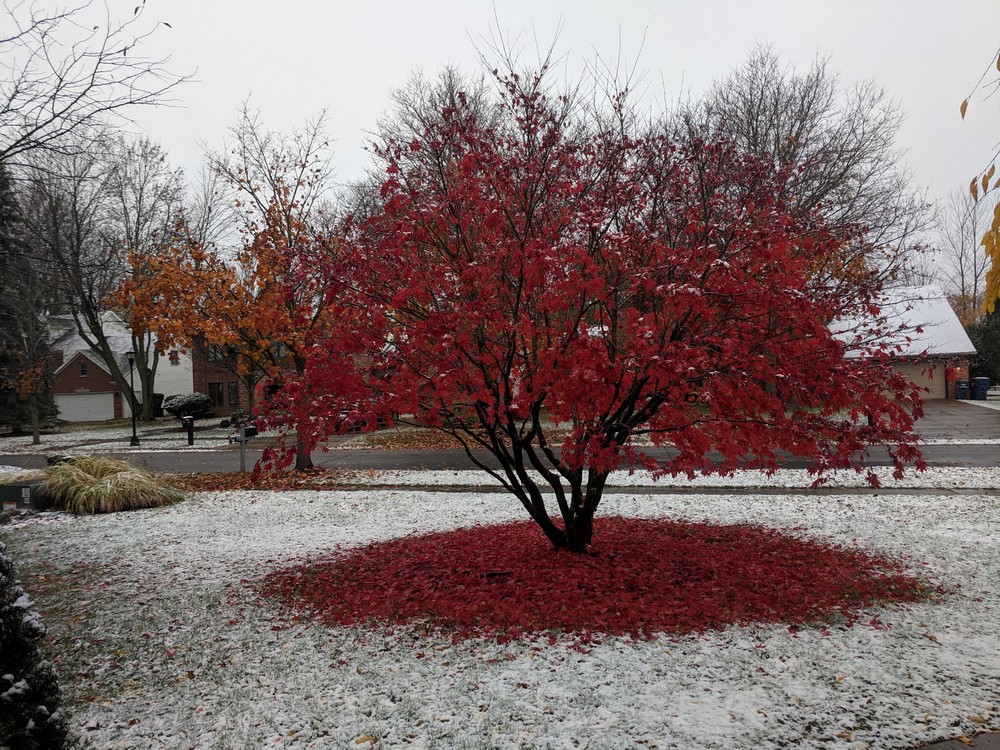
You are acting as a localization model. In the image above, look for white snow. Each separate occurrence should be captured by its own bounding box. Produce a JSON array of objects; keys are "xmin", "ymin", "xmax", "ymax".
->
[
  {"xmin": 834, "ymin": 285, "xmax": 976, "ymax": 357},
  {"xmin": 335, "ymin": 466, "xmax": 1000, "ymax": 490},
  {"xmin": 1, "ymin": 483, "xmax": 998, "ymax": 749}
]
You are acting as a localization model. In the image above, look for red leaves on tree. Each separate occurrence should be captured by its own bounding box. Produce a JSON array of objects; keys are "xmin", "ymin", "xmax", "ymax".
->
[
  {"xmin": 256, "ymin": 65, "xmax": 926, "ymax": 550},
  {"xmin": 260, "ymin": 517, "xmax": 934, "ymax": 642}
]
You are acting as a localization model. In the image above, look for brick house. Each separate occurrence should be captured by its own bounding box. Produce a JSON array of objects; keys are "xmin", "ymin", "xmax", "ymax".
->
[
  {"xmin": 190, "ymin": 342, "xmax": 253, "ymax": 416},
  {"xmin": 50, "ymin": 350, "xmax": 127, "ymax": 421},
  {"xmin": 47, "ymin": 312, "xmax": 194, "ymax": 421}
]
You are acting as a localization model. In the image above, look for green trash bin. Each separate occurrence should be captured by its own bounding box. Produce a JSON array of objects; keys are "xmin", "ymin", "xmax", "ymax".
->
[{"xmin": 971, "ymin": 377, "xmax": 991, "ymax": 400}]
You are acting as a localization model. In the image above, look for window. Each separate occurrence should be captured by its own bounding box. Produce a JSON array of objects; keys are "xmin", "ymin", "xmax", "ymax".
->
[
  {"xmin": 207, "ymin": 344, "xmax": 224, "ymax": 363},
  {"xmin": 78, "ymin": 361, "xmax": 87, "ymax": 377},
  {"xmin": 208, "ymin": 382, "xmax": 224, "ymax": 406},
  {"xmin": 169, "ymin": 350, "xmax": 180, "ymax": 366},
  {"xmin": 227, "ymin": 381, "xmax": 239, "ymax": 406}
]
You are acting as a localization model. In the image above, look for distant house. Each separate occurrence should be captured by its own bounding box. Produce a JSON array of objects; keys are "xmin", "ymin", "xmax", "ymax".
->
[
  {"xmin": 834, "ymin": 285, "xmax": 976, "ymax": 400},
  {"xmin": 189, "ymin": 341, "xmax": 252, "ymax": 417},
  {"xmin": 47, "ymin": 312, "xmax": 194, "ymax": 421}
]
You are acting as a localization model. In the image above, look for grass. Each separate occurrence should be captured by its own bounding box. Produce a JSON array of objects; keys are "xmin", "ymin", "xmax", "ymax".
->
[{"xmin": 36, "ymin": 456, "xmax": 185, "ymax": 514}]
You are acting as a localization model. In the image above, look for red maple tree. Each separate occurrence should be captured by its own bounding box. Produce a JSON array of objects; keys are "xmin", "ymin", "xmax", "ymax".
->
[{"xmin": 261, "ymin": 66, "xmax": 924, "ymax": 552}]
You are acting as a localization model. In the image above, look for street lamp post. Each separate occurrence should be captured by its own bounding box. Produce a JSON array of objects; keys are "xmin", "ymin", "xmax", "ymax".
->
[{"xmin": 127, "ymin": 351, "xmax": 139, "ymax": 447}]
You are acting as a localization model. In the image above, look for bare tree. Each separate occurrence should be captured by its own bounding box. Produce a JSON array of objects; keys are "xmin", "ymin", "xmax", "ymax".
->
[
  {"xmin": 937, "ymin": 188, "xmax": 996, "ymax": 323},
  {"xmin": 16, "ymin": 136, "xmax": 160, "ymax": 419},
  {"xmin": 0, "ymin": 0, "xmax": 187, "ymax": 166},
  {"xmin": 677, "ymin": 47, "xmax": 931, "ymax": 285},
  {"xmin": 102, "ymin": 136, "xmax": 186, "ymax": 418},
  {"xmin": 207, "ymin": 103, "xmax": 335, "ymax": 243}
]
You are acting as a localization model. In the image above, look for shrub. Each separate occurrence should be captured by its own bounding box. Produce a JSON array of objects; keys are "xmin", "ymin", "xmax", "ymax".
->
[
  {"xmin": 226, "ymin": 408, "xmax": 251, "ymax": 427},
  {"xmin": 37, "ymin": 456, "xmax": 184, "ymax": 514},
  {"xmin": 0, "ymin": 542, "xmax": 69, "ymax": 749},
  {"xmin": 162, "ymin": 392, "xmax": 214, "ymax": 420}
]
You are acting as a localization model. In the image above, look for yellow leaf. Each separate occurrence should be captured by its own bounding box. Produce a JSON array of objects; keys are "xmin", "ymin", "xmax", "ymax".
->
[
  {"xmin": 836, "ymin": 731, "xmax": 853, "ymax": 741},
  {"xmin": 961, "ymin": 98, "xmax": 970, "ymax": 119},
  {"xmin": 958, "ymin": 736, "xmax": 973, "ymax": 745},
  {"xmin": 835, "ymin": 675, "xmax": 847, "ymax": 684},
  {"xmin": 997, "ymin": 53, "xmax": 1000, "ymax": 72},
  {"xmin": 355, "ymin": 735, "xmax": 376, "ymax": 745},
  {"xmin": 970, "ymin": 178, "xmax": 979, "ymax": 201},
  {"xmin": 968, "ymin": 715, "xmax": 988, "ymax": 723}
]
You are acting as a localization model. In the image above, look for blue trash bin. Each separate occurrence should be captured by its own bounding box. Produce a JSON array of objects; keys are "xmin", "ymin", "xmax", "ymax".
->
[
  {"xmin": 971, "ymin": 377, "xmax": 991, "ymax": 400},
  {"xmin": 956, "ymin": 380, "xmax": 970, "ymax": 399}
]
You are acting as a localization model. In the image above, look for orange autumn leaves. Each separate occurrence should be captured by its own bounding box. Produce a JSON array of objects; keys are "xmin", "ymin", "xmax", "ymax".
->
[{"xmin": 118, "ymin": 202, "xmax": 342, "ymax": 381}]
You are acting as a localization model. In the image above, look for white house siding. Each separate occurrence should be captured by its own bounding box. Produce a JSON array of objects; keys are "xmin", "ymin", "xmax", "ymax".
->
[{"xmin": 150, "ymin": 352, "xmax": 194, "ymax": 400}]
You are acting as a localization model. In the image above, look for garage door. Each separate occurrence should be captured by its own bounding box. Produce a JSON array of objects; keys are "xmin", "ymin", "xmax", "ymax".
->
[
  {"xmin": 54, "ymin": 393, "xmax": 115, "ymax": 421},
  {"xmin": 894, "ymin": 362, "xmax": 945, "ymax": 399}
]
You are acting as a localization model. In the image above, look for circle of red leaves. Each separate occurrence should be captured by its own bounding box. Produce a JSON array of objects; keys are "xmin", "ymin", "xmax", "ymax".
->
[{"xmin": 260, "ymin": 517, "xmax": 935, "ymax": 642}]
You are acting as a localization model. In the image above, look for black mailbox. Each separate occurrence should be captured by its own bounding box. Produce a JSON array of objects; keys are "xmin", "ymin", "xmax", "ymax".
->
[{"xmin": 239, "ymin": 425, "xmax": 258, "ymax": 440}]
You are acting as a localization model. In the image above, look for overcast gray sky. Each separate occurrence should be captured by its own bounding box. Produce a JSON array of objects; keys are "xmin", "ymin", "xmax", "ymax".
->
[{"xmin": 132, "ymin": 0, "xmax": 999, "ymax": 208}]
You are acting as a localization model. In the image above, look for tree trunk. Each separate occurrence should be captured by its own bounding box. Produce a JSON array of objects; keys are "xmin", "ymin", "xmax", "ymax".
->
[
  {"xmin": 29, "ymin": 400, "xmax": 40, "ymax": 445},
  {"xmin": 564, "ymin": 511, "xmax": 594, "ymax": 554},
  {"xmin": 294, "ymin": 437, "xmax": 313, "ymax": 470}
]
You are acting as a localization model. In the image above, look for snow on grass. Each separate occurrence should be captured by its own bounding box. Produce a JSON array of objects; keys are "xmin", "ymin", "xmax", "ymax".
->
[
  {"xmin": 1, "ymin": 488, "xmax": 998, "ymax": 748},
  {"xmin": 335, "ymin": 466, "xmax": 1000, "ymax": 489}
]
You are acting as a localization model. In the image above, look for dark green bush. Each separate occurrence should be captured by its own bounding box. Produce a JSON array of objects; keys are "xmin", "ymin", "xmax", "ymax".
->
[
  {"xmin": 0, "ymin": 542, "xmax": 68, "ymax": 749},
  {"xmin": 162, "ymin": 392, "xmax": 214, "ymax": 420}
]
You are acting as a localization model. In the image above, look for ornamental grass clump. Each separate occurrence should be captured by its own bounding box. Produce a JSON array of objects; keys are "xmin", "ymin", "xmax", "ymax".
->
[{"xmin": 38, "ymin": 457, "xmax": 184, "ymax": 514}]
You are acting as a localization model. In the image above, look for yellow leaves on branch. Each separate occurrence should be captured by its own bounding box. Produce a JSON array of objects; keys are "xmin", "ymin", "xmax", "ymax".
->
[
  {"xmin": 962, "ymin": 49, "xmax": 1000, "ymax": 311},
  {"xmin": 982, "ymin": 201, "xmax": 1000, "ymax": 314}
]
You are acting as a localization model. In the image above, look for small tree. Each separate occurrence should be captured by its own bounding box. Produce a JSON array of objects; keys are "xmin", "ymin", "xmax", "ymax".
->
[
  {"xmin": 263, "ymin": 63, "xmax": 923, "ymax": 553},
  {"xmin": 122, "ymin": 206, "xmax": 344, "ymax": 469}
]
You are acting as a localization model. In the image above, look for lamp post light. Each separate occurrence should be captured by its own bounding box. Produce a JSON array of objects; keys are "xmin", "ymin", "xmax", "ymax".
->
[{"xmin": 126, "ymin": 351, "xmax": 139, "ymax": 447}]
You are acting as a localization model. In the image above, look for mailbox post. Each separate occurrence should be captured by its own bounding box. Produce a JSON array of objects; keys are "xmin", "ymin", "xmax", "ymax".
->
[
  {"xmin": 234, "ymin": 425, "xmax": 258, "ymax": 472},
  {"xmin": 181, "ymin": 415, "xmax": 195, "ymax": 446}
]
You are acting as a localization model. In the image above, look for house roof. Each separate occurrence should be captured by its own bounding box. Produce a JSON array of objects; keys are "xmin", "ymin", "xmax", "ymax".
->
[{"xmin": 833, "ymin": 285, "xmax": 977, "ymax": 358}]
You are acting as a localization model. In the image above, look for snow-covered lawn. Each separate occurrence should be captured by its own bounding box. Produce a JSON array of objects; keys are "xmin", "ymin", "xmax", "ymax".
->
[
  {"xmin": 0, "ymin": 420, "xmax": 244, "ymax": 455},
  {"xmin": 1, "ymin": 478, "xmax": 998, "ymax": 749}
]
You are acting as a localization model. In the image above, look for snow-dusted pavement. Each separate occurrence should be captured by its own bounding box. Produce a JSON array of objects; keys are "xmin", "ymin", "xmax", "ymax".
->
[{"xmin": 2, "ymin": 475, "xmax": 998, "ymax": 749}]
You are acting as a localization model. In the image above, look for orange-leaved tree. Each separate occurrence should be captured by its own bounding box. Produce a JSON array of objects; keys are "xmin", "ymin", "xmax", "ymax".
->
[{"xmin": 121, "ymin": 201, "xmax": 345, "ymax": 470}]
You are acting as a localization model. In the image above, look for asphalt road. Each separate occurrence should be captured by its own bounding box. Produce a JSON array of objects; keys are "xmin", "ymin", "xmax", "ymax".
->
[{"xmin": 2, "ymin": 400, "xmax": 998, "ymax": 474}]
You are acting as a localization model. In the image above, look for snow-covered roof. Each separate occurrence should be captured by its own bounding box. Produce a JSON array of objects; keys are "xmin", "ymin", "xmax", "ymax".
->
[{"xmin": 833, "ymin": 285, "xmax": 976, "ymax": 358}]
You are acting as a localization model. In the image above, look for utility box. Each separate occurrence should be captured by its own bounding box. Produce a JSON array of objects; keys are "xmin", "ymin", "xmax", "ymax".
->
[{"xmin": 0, "ymin": 483, "xmax": 51, "ymax": 512}]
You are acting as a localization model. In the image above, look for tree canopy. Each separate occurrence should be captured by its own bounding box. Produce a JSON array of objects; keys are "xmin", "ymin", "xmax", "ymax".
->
[{"xmin": 256, "ymin": 63, "xmax": 923, "ymax": 552}]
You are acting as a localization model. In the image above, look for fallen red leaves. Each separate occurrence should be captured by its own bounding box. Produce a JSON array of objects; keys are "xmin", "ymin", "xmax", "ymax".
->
[
  {"xmin": 260, "ymin": 517, "xmax": 936, "ymax": 641},
  {"xmin": 167, "ymin": 469, "xmax": 357, "ymax": 492}
]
